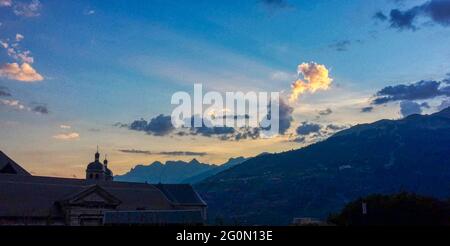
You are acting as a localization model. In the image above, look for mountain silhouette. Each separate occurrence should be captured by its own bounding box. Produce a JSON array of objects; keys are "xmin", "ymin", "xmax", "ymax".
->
[
  {"xmin": 115, "ymin": 157, "xmax": 246, "ymax": 184},
  {"xmin": 196, "ymin": 107, "xmax": 450, "ymax": 225}
]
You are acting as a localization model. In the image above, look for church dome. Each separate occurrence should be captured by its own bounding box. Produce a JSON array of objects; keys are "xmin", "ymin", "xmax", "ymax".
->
[
  {"xmin": 105, "ymin": 167, "xmax": 112, "ymax": 175},
  {"xmin": 87, "ymin": 160, "xmax": 103, "ymax": 171}
]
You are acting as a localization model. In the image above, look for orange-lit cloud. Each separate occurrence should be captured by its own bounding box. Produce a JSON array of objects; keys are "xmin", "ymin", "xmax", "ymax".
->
[
  {"xmin": 0, "ymin": 62, "xmax": 43, "ymax": 82},
  {"xmin": 289, "ymin": 62, "xmax": 333, "ymax": 102},
  {"xmin": 53, "ymin": 132, "xmax": 80, "ymax": 140}
]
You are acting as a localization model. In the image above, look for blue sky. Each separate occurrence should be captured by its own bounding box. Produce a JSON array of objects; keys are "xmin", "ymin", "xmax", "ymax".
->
[{"xmin": 1, "ymin": 0, "xmax": 450, "ymax": 177}]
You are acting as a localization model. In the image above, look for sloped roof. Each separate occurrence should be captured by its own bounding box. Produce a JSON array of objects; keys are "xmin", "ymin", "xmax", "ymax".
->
[
  {"xmin": 0, "ymin": 174, "xmax": 178, "ymax": 217},
  {"xmin": 0, "ymin": 151, "xmax": 206, "ymax": 219},
  {"xmin": 155, "ymin": 184, "xmax": 206, "ymax": 206},
  {"xmin": 0, "ymin": 151, "xmax": 31, "ymax": 176}
]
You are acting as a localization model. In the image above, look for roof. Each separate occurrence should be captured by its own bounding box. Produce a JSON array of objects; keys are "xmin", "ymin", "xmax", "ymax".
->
[
  {"xmin": 0, "ymin": 174, "xmax": 204, "ymax": 217},
  {"xmin": 155, "ymin": 184, "xmax": 206, "ymax": 206},
  {"xmin": 87, "ymin": 160, "xmax": 104, "ymax": 171},
  {"xmin": 0, "ymin": 151, "xmax": 31, "ymax": 176},
  {"xmin": 103, "ymin": 210, "xmax": 204, "ymax": 225}
]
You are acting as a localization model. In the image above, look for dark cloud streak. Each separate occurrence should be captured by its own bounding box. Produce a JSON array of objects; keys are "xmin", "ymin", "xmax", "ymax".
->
[
  {"xmin": 378, "ymin": 0, "xmax": 450, "ymax": 31},
  {"xmin": 118, "ymin": 149, "xmax": 208, "ymax": 157},
  {"xmin": 372, "ymin": 79, "xmax": 450, "ymax": 105}
]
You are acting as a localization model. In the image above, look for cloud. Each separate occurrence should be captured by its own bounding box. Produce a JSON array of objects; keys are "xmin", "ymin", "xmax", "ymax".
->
[
  {"xmin": 373, "ymin": 11, "xmax": 388, "ymax": 21},
  {"xmin": 389, "ymin": 8, "xmax": 419, "ymax": 30},
  {"xmin": 290, "ymin": 62, "xmax": 333, "ymax": 102},
  {"xmin": 372, "ymin": 79, "xmax": 450, "ymax": 105},
  {"xmin": 1, "ymin": 35, "xmax": 35, "ymax": 64},
  {"xmin": 438, "ymin": 99, "xmax": 450, "ymax": 111},
  {"xmin": 129, "ymin": 114, "xmax": 175, "ymax": 136},
  {"xmin": 160, "ymin": 151, "xmax": 208, "ymax": 156},
  {"xmin": 113, "ymin": 122, "xmax": 128, "ymax": 128},
  {"xmin": 0, "ymin": 40, "xmax": 7, "ymax": 49},
  {"xmin": 127, "ymin": 98, "xmax": 293, "ymax": 141},
  {"xmin": 60, "ymin": 124, "xmax": 71, "ymax": 129},
  {"xmin": 329, "ymin": 40, "xmax": 351, "ymax": 52},
  {"xmin": 16, "ymin": 51, "xmax": 34, "ymax": 63},
  {"xmin": 118, "ymin": 149, "xmax": 207, "ymax": 157},
  {"xmin": 83, "ymin": 9, "xmax": 95, "ymax": 15},
  {"xmin": 400, "ymin": 100, "xmax": 422, "ymax": 117},
  {"xmin": 15, "ymin": 33, "xmax": 24, "ymax": 42},
  {"xmin": 265, "ymin": 99, "xmax": 294, "ymax": 135},
  {"xmin": 326, "ymin": 124, "xmax": 348, "ymax": 131},
  {"xmin": 13, "ymin": 0, "xmax": 41, "ymax": 17},
  {"xmin": 420, "ymin": 102, "xmax": 430, "ymax": 109},
  {"xmin": 0, "ymin": 86, "xmax": 11, "ymax": 97},
  {"xmin": 381, "ymin": 0, "xmax": 450, "ymax": 31},
  {"xmin": 318, "ymin": 108, "xmax": 333, "ymax": 116},
  {"xmin": 191, "ymin": 124, "xmax": 236, "ymax": 138},
  {"xmin": 292, "ymin": 136, "xmax": 306, "ymax": 143},
  {"xmin": 0, "ymin": 0, "xmax": 12, "ymax": 7},
  {"xmin": 0, "ymin": 98, "xmax": 28, "ymax": 110},
  {"xmin": 260, "ymin": 0, "xmax": 291, "ymax": 9},
  {"xmin": 270, "ymin": 71, "xmax": 295, "ymax": 81},
  {"xmin": 0, "ymin": 63, "xmax": 43, "ymax": 82},
  {"xmin": 53, "ymin": 132, "xmax": 80, "ymax": 140},
  {"xmin": 296, "ymin": 122, "xmax": 322, "ymax": 136},
  {"xmin": 32, "ymin": 104, "xmax": 48, "ymax": 114},
  {"xmin": 361, "ymin": 106, "xmax": 374, "ymax": 113},
  {"xmin": 0, "ymin": 97, "xmax": 49, "ymax": 115}
]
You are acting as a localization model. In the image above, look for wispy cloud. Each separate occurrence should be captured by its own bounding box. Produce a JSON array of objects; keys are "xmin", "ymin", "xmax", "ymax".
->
[
  {"xmin": 361, "ymin": 106, "xmax": 374, "ymax": 113},
  {"xmin": 260, "ymin": 0, "xmax": 293, "ymax": 12},
  {"xmin": 13, "ymin": 0, "xmax": 41, "ymax": 17},
  {"xmin": 60, "ymin": 124, "xmax": 71, "ymax": 129},
  {"xmin": 0, "ymin": 0, "xmax": 12, "ymax": 7},
  {"xmin": 0, "ymin": 94, "xmax": 48, "ymax": 115},
  {"xmin": 318, "ymin": 108, "xmax": 333, "ymax": 116},
  {"xmin": 53, "ymin": 132, "xmax": 80, "ymax": 140},
  {"xmin": 329, "ymin": 40, "xmax": 351, "ymax": 52},
  {"xmin": 1, "ymin": 34, "xmax": 35, "ymax": 64},
  {"xmin": 0, "ymin": 98, "xmax": 28, "ymax": 110},
  {"xmin": 83, "ymin": 9, "xmax": 95, "ymax": 16},
  {"xmin": 118, "ymin": 149, "xmax": 208, "ymax": 157}
]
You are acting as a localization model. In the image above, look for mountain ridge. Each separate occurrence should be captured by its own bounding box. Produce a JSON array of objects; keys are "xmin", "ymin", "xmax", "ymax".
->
[
  {"xmin": 196, "ymin": 107, "xmax": 450, "ymax": 225},
  {"xmin": 115, "ymin": 157, "xmax": 247, "ymax": 184}
]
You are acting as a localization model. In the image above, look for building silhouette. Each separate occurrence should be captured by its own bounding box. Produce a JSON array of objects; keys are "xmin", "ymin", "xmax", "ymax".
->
[
  {"xmin": 86, "ymin": 150, "xmax": 113, "ymax": 181},
  {"xmin": 0, "ymin": 150, "xmax": 206, "ymax": 226}
]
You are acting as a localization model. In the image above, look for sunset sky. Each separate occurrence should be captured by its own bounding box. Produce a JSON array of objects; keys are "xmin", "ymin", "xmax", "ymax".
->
[{"xmin": 1, "ymin": 0, "xmax": 450, "ymax": 178}]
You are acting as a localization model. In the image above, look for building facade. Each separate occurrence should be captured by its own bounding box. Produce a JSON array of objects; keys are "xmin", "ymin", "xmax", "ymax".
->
[{"xmin": 0, "ymin": 150, "xmax": 207, "ymax": 226}]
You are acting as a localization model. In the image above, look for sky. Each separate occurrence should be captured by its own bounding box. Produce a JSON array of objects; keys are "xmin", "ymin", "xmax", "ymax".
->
[{"xmin": 1, "ymin": 0, "xmax": 450, "ymax": 178}]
